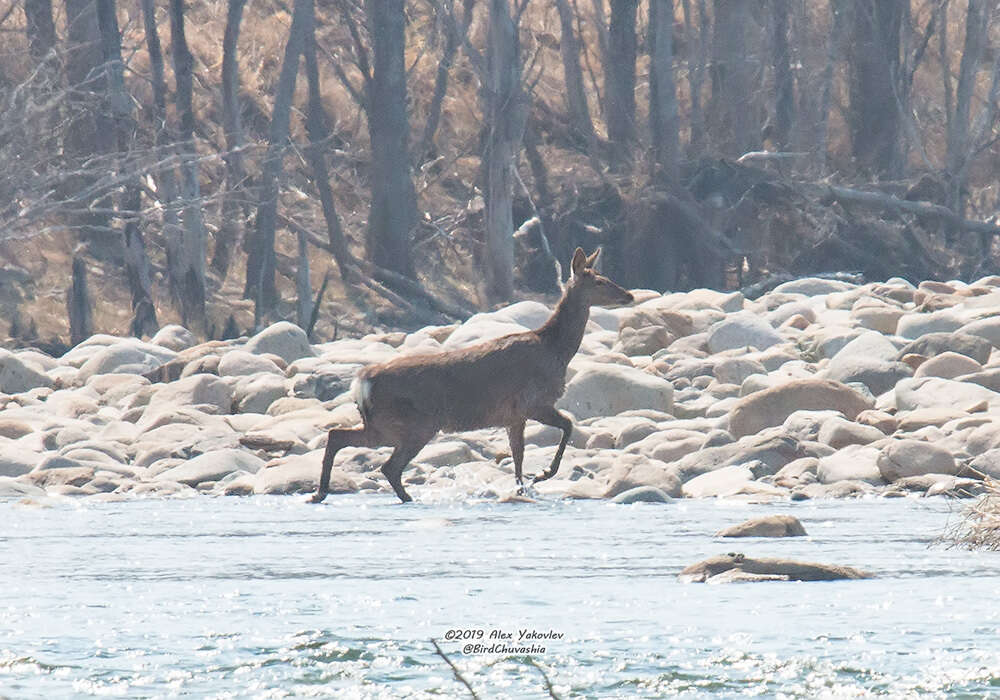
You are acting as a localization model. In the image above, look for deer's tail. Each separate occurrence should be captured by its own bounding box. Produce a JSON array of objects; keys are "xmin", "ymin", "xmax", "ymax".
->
[{"xmin": 354, "ymin": 376, "xmax": 374, "ymax": 427}]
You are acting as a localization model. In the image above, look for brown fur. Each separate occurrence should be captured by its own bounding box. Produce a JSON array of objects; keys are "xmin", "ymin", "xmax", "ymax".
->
[{"xmin": 311, "ymin": 248, "xmax": 633, "ymax": 503}]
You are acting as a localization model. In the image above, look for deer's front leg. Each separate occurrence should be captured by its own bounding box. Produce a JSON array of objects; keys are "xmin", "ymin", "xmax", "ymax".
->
[
  {"xmin": 530, "ymin": 407, "xmax": 573, "ymax": 484},
  {"xmin": 506, "ymin": 420, "xmax": 526, "ymax": 488}
]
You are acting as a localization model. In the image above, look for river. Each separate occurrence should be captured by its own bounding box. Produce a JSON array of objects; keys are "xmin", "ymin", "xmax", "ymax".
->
[{"xmin": 2, "ymin": 493, "xmax": 998, "ymax": 698}]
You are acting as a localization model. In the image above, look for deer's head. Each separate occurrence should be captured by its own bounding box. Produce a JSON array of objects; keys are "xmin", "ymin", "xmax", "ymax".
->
[{"xmin": 569, "ymin": 247, "xmax": 634, "ymax": 307}]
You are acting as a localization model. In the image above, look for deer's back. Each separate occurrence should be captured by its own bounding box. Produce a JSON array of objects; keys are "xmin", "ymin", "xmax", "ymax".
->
[{"xmin": 357, "ymin": 331, "xmax": 566, "ymax": 435}]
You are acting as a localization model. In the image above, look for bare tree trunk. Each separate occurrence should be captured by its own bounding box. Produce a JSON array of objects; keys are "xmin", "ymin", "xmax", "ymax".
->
[
  {"xmin": 817, "ymin": 0, "xmax": 846, "ymax": 171},
  {"xmin": 481, "ymin": 0, "xmax": 528, "ymax": 303},
  {"xmin": 556, "ymin": 0, "xmax": 597, "ymax": 148},
  {"xmin": 97, "ymin": 0, "xmax": 158, "ymax": 337},
  {"xmin": 247, "ymin": 0, "xmax": 309, "ymax": 318},
  {"xmin": 710, "ymin": 0, "xmax": 758, "ymax": 156},
  {"xmin": 420, "ymin": 0, "xmax": 473, "ymax": 161},
  {"xmin": 211, "ymin": 0, "xmax": 248, "ymax": 280},
  {"xmin": 365, "ymin": 0, "xmax": 417, "ymax": 278},
  {"xmin": 605, "ymin": 0, "xmax": 638, "ymax": 164},
  {"xmin": 946, "ymin": 0, "xmax": 987, "ymax": 216},
  {"xmin": 25, "ymin": 0, "xmax": 56, "ymax": 59},
  {"xmin": 140, "ymin": 0, "xmax": 183, "ymax": 308},
  {"xmin": 303, "ymin": 7, "xmax": 353, "ymax": 277},
  {"xmin": 68, "ymin": 251, "xmax": 93, "ymax": 346},
  {"xmin": 649, "ymin": 0, "xmax": 680, "ymax": 184},
  {"xmin": 681, "ymin": 0, "xmax": 709, "ymax": 155},
  {"xmin": 169, "ymin": 0, "xmax": 207, "ymax": 333},
  {"xmin": 770, "ymin": 0, "xmax": 794, "ymax": 148},
  {"xmin": 847, "ymin": 0, "xmax": 906, "ymax": 178},
  {"xmin": 296, "ymin": 229, "xmax": 312, "ymax": 329}
]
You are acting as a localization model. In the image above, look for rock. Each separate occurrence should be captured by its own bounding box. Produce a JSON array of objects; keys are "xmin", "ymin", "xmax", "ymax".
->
[
  {"xmin": 0, "ymin": 476, "xmax": 45, "ymax": 500},
  {"xmin": 855, "ymin": 409, "xmax": 899, "ymax": 433},
  {"xmin": 674, "ymin": 433, "xmax": 801, "ymax": 482},
  {"xmin": 681, "ymin": 464, "xmax": 754, "ymax": 498},
  {"xmin": 603, "ymin": 456, "xmax": 683, "ymax": 498},
  {"xmin": 706, "ymin": 312, "xmax": 783, "ymax": 353},
  {"xmin": 151, "ymin": 324, "xmax": 198, "ymax": 351},
  {"xmin": 958, "ymin": 316, "xmax": 1000, "ymax": 348},
  {"xmin": 773, "ymin": 278, "xmax": 856, "ymax": 296},
  {"xmin": 825, "ymin": 332, "xmax": 912, "ymax": 395},
  {"xmin": 217, "ymin": 350, "xmax": 283, "ymax": 377},
  {"xmin": 245, "ymin": 321, "xmax": 315, "ymax": 364},
  {"xmin": 156, "ymin": 449, "xmax": 266, "ymax": 486},
  {"xmin": 968, "ymin": 448, "xmax": 1000, "ymax": 479},
  {"xmin": 713, "ymin": 357, "xmax": 767, "ymax": 386},
  {"xmin": 610, "ymin": 486, "xmax": 672, "ymax": 504},
  {"xmin": 291, "ymin": 363, "xmax": 360, "ymax": 401},
  {"xmin": 817, "ymin": 417, "xmax": 885, "ymax": 448},
  {"xmin": 896, "ymin": 310, "xmax": 965, "ymax": 339},
  {"xmin": 0, "ymin": 419, "xmax": 32, "ymax": 439},
  {"xmin": 558, "ymin": 362, "xmax": 673, "ymax": 419},
  {"xmin": 716, "ymin": 514, "xmax": 807, "ymax": 537},
  {"xmin": 254, "ymin": 452, "xmax": 358, "ymax": 495},
  {"xmin": 816, "ymin": 445, "xmax": 883, "ymax": 484},
  {"xmin": 613, "ymin": 326, "xmax": 674, "ymax": 356},
  {"xmin": 772, "ymin": 457, "xmax": 818, "ymax": 487},
  {"xmin": 894, "ymin": 377, "xmax": 1000, "ymax": 412},
  {"xmin": 877, "ymin": 439, "xmax": 958, "ymax": 481},
  {"xmin": 678, "ymin": 553, "xmax": 871, "ymax": 583},
  {"xmin": 897, "ymin": 332, "xmax": 993, "ymax": 365},
  {"xmin": 851, "ymin": 305, "xmax": 903, "ymax": 334},
  {"xmin": 913, "ymin": 351, "xmax": 982, "ymax": 379},
  {"xmin": 781, "ymin": 410, "xmax": 843, "ymax": 442},
  {"xmin": 414, "ymin": 441, "xmax": 482, "ymax": 467},
  {"xmin": 147, "ymin": 374, "xmax": 234, "ymax": 414},
  {"xmin": 234, "ymin": 373, "xmax": 288, "ymax": 414},
  {"xmin": 728, "ymin": 379, "xmax": 873, "ymax": 439},
  {"xmin": 77, "ymin": 339, "xmax": 176, "ymax": 381},
  {"xmin": 0, "ymin": 349, "xmax": 53, "ymax": 394}
]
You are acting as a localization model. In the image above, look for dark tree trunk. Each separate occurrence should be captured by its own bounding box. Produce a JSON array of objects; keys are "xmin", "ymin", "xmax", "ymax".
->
[
  {"xmin": 710, "ymin": 0, "xmax": 758, "ymax": 156},
  {"xmin": 555, "ymin": 0, "xmax": 597, "ymax": 148},
  {"xmin": 212, "ymin": 0, "xmax": 248, "ymax": 279},
  {"xmin": 140, "ymin": 0, "xmax": 184, "ymax": 311},
  {"xmin": 25, "ymin": 0, "xmax": 56, "ymax": 59},
  {"xmin": 946, "ymin": 0, "xmax": 987, "ymax": 216},
  {"xmin": 847, "ymin": 0, "xmax": 906, "ymax": 177},
  {"xmin": 247, "ymin": 0, "xmax": 309, "ymax": 318},
  {"xmin": 68, "ymin": 252, "xmax": 93, "ymax": 346},
  {"xmin": 481, "ymin": 0, "xmax": 528, "ymax": 303},
  {"xmin": 97, "ymin": 0, "xmax": 158, "ymax": 336},
  {"xmin": 770, "ymin": 0, "xmax": 794, "ymax": 148},
  {"xmin": 303, "ymin": 9, "xmax": 353, "ymax": 276},
  {"xmin": 420, "ymin": 0, "xmax": 473, "ymax": 162},
  {"xmin": 169, "ymin": 0, "xmax": 207, "ymax": 332},
  {"xmin": 649, "ymin": 0, "xmax": 679, "ymax": 184},
  {"xmin": 365, "ymin": 0, "xmax": 417, "ymax": 277},
  {"xmin": 605, "ymin": 0, "xmax": 638, "ymax": 163},
  {"xmin": 681, "ymin": 0, "xmax": 709, "ymax": 155},
  {"xmin": 817, "ymin": 0, "xmax": 847, "ymax": 171}
]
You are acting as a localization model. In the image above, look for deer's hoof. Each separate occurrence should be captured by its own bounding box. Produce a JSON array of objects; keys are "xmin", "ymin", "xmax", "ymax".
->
[{"xmin": 309, "ymin": 492, "xmax": 327, "ymax": 504}]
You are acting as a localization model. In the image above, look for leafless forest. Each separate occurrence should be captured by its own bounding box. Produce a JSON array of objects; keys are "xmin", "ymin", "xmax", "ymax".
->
[{"xmin": 1, "ymin": 0, "xmax": 999, "ymax": 351}]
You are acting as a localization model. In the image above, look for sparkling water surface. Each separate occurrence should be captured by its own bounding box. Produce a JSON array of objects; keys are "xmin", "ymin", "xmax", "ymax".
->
[{"xmin": 2, "ymin": 494, "xmax": 999, "ymax": 698}]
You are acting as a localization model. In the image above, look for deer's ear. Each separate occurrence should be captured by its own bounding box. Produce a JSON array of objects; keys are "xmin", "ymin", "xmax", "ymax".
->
[
  {"xmin": 585, "ymin": 249, "xmax": 601, "ymax": 269},
  {"xmin": 571, "ymin": 247, "xmax": 587, "ymax": 276}
]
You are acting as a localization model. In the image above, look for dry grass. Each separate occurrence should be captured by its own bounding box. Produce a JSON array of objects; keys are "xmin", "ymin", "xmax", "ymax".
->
[{"xmin": 941, "ymin": 478, "xmax": 1000, "ymax": 551}]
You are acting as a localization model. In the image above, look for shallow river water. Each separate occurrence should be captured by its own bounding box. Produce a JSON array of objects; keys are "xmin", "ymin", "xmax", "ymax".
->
[{"xmin": 2, "ymin": 493, "xmax": 999, "ymax": 698}]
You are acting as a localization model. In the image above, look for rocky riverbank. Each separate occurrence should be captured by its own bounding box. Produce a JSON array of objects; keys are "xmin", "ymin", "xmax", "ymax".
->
[{"xmin": 3, "ymin": 274, "xmax": 1000, "ymax": 504}]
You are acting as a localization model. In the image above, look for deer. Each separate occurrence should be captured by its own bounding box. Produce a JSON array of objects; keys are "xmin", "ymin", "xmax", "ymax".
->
[{"xmin": 310, "ymin": 248, "xmax": 634, "ymax": 503}]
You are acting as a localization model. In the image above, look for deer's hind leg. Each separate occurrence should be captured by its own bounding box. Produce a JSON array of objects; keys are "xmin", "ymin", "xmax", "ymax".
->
[
  {"xmin": 380, "ymin": 432, "xmax": 435, "ymax": 503},
  {"xmin": 310, "ymin": 426, "xmax": 374, "ymax": 503},
  {"xmin": 529, "ymin": 406, "xmax": 573, "ymax": 484}
]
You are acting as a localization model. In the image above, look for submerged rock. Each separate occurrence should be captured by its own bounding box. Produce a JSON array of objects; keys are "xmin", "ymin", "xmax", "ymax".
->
[{"xmin": 678, "ymin": 553, "xmax": 872, "ymax": 583}]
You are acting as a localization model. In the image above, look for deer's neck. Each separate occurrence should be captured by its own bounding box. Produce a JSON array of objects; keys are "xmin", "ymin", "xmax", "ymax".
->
[{"xmin": 536, "ymin": 285, "xmax": 590, "ymax": 367}]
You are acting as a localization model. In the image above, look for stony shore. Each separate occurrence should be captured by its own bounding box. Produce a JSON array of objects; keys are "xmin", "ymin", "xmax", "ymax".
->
[{"xmin": 3, "ymin": 275, "xmax": 1000, "ymax": 505}]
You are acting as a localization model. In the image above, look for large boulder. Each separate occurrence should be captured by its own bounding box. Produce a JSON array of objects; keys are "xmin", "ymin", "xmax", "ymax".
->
[
  {"xmin": 245, "ymin": 321, "xmax": 315, "ymax": 364},
  {"xmin": 151, "ymin": 324, "xmax": 198, "ymax": 351},
  {"xmin": 147, "ymin": 374, "xmax": 234, "ymax": 414},
  {"xmin": 156, "ymin": 449, "xmax": 266, "ymax": 486},
  {"xmin": 673, "ymin": 433, "xmax": 801, "ymax": 482},
  {"xmin": 706, "ymin": 312, "xmax": 783, "ymax": 353},
  {"xmin": 772, "ymin": 278, "xmax": 856, "ymax": 296},
  {"xmin": 558, "ymin": 362, "xmax": 673, "ymax": 419},
  {"xmin": 217, "ymin": 350, "xmax": 283, "ymax": 377},
  {"xmin": 877, "ymin": 439, "xmax": 958, "ymax": 481},
  {"xmin": 234, "ymin": 373, "xmax": 288, "ymax": 414},
  {"xmin": 959, "ymin": 316, "xmax": 1000, "ymax": 348},
  {"xmin": 77, "ymin": 339, "xmax": 177, "ymax": 381},
  {"xmin": 897, "ymin": 332, "xmax": 993, "ymax": 365},
  {"xmin": 896, "ymin": 310, "xmax": 965, "ymax": 339},
  {"xmin": 913, "ymin": 351, "xmax": 982, "ymax": 379},
  {"xmin": 716, "ymin": 515, "xmax": 807, "ymax": 538},
  {"xmin": 681, "ymin": 464, "xmax": 754, "ymax": 498},
  {"xmin": 728, "ymin": 379, "xmax": 873, "ymax": 439},
  {"xmin": 0, "ymin": 349, "xmax": 53, "ymax": 394},
  {"xmin": 816, "ymin": 445, "xmax": 883, "ymax": 484},
  {"xmin": 825, "ymin": 332, "xmax": 912, "ymax": 395},
  {"xmin": 254, "ymin": 452, "xmax": 358, "ymax": 495},
  {"xmin": 894, "ymin": 377, "xmax": 1000, "ymax": 412}
]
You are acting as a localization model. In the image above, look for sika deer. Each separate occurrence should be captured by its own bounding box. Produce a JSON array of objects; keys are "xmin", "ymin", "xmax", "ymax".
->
[{"xmin": 310, "ymin": 248, "xmax": 634, "ymax": 503}]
